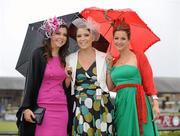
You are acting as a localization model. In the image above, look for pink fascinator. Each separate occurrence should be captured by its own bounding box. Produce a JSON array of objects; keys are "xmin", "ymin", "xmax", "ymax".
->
[
  {"xmin": 39, "ymin": 16, "xmax": 66, "ymax": 38},
  {"xmin": 72, "ymin": 17, "xmax": 100, "ymax": 41}
]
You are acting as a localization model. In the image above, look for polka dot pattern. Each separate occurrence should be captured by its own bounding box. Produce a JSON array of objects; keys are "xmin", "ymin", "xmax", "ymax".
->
[{"xmin": 72, "ymin": 61, "xmax": 114, "ymax": 135}]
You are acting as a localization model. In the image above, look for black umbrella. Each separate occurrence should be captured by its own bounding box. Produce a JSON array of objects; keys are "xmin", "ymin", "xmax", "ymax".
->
[{"xmin": 16, "ymin": 12, "xmax": 109, "ymax": 77}]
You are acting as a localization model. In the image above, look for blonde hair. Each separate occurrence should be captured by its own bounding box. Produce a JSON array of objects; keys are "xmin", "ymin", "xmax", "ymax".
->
[{"xmin": 72, "ymin": 17, "xmax": 100, "ymax": 41}]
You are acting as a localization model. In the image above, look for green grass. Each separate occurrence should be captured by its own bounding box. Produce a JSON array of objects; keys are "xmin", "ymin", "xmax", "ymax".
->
[
  {"xmin": 0, "ymin": 121, "xmax": 18, "ymax": 131},
  {"xmin": 0, "ymin": 121, "xmax": 179, "ymax": 136},
  {"xmin": 160, "ymin": 131, "xmax": 180, "ymax": 136}
]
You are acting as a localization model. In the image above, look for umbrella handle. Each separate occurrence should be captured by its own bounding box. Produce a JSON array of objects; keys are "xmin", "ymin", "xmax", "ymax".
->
[{"xmin": 67, "ymin": 70, "xmax": 73, "ymax": 81}]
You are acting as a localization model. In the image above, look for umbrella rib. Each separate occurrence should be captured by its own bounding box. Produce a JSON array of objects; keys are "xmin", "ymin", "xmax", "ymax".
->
[
  {"xmin": 116, "ymin": 12, "xmax": 125, "ymax": 20},
  {"xmin": 72, "ymin": 13, "xmax": 81, "ymax": 20},
  {"xmin": 104, "ymin": 25, "xmax": 112, "ymax": 37},
  {"xmin": 116, "ymin": 12, "xmax": 148, "ymax": 28}
]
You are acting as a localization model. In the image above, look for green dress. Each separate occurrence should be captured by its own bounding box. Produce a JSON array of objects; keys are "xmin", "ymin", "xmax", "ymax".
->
[
  {"xmin": 111, "ymin": 65, "xmax": 159, "ymax": 136},
  {"xmin": 72, "ymin": 61, "xmax": 114, "ymax": 136}
]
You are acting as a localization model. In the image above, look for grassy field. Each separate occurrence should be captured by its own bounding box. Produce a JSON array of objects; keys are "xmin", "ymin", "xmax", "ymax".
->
[
  {"xmin": 160, "ymin": 131, "xmax": 180, "ymax": 136},
  {"xmin": 0, "ymin": 121, "xmax": 179, "ymax": 136},
  {"xmin": 0, "ymin": 121, "xmax": 18, "ymax": 131}
]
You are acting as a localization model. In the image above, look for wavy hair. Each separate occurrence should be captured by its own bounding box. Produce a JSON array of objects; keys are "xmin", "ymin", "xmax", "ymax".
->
[{"xmin": 42, "ymin": 24, "xmax": 69, "ymax": 66}]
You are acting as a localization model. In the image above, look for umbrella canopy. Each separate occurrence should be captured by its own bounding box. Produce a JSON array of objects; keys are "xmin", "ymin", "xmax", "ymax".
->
[
  {"xmin": 81, "ymin": 7, "xmax": 160, "ymax": 57},
  {"xmin": 16, "ymin": 12, "xmax": 109, "ymax": 77},
  {"xmin": 16, "ymin": 12, "xmax": 80, "ymax": 77}
]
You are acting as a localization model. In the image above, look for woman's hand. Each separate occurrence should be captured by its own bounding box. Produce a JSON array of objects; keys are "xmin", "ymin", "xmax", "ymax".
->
[
  {"xmin": 65, "ymin": 65, "xmax": 72, "ymax": 80},
  {"xmin": 152, "ymin": 100, "xmax": 160, "ymax": 120},
  {"xmin": 64, "ymin": 65, "xmax": 72, "ymax": 88},
  {"xmin": 105, "ymin": 53, "xmax": 115, "ymax": 91},
  {"xmin": 105, "ymin": 53, "xmax": 114, "ymax": 70},
  {"xmin": 23, "ymin": 109, "xmax": 36, "ymax": 123}
]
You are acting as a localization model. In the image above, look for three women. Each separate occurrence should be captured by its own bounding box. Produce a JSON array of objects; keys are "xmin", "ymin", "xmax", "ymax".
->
[{"xmin": 17, "ymin": 16, "xmax": 160, "ymax": 136}]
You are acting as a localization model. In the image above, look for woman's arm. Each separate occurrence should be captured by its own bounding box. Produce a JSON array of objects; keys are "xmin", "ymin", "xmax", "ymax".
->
[
  {"xmin": 138, "ymin": 53, "xmax": 157, "ymax": 95},
  {"xmin": 138, "ymin": 52, "xmax": 160, "ymax": 118},
  {"xmin": 17, "ymin": 48, "xmax": 43, "ymax": 124},
  {"xmin": 105, "ymin": 53, "xmax": 115, "ymax": 91},
  {"xmin": 64, "ymin": 64, "xmax": 72, "ymax": 88},
  {"xmin": 106, "ymin": 71, "xmax": 115, "ymax": 91}
]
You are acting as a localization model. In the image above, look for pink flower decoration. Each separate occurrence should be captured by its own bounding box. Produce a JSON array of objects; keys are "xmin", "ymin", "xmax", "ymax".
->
[{"xmin": 39, "ymin": 16, "xmax": 66, "ymax": 38}]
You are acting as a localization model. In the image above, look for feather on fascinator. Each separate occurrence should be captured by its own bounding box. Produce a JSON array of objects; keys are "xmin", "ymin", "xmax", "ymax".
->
[
  {"xmin": 72, "ymin": 17, "xmax": 100, "ymax": 41},
  {"xmin": 39, "ymin": 16, "xmax": 66, "ymax": 38},
  {"xmin": 112, "ymin": 18, "xmax": 130, "ymax": 32}
]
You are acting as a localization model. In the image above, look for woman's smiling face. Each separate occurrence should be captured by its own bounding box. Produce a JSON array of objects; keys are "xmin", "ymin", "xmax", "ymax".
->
[
  {"xmin": 51, "ymin": 27, "xmax": 68, "ymax": 48},
  {"xmin": 76, "ymin": 28, "xmax": 93, "ymax": 49},
  {"xmin": 113, "ymin": 30, "xmax": 130, "ymax": 51}
]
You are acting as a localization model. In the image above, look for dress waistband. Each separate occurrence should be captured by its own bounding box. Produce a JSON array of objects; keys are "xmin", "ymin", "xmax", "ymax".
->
[{"xmin": 115, "ymin": 84, "xmax": 147, "ymax": 134}]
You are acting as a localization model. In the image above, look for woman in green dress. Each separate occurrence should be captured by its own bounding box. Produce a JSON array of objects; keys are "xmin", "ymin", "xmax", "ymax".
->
[{"xmin": 106, "ymin": 19, "xmax": 160, "ymax": 136}]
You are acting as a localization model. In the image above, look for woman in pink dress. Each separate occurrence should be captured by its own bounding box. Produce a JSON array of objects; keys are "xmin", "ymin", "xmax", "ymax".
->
[{"xmin": 16, "ymin": 17, "xmax": 69, "ymax": 136}]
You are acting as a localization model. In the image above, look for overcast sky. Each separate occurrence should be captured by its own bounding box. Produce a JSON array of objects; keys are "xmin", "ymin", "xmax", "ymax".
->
[{"xmin": 0, "ymin": 0, "xmax": 180, "ymax": 78}]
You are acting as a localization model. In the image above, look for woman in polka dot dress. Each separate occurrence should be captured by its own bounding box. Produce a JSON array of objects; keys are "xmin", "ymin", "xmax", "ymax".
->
[{"xmin": 65, "ymin": 18, "xmax": 114, "ymax": 135}]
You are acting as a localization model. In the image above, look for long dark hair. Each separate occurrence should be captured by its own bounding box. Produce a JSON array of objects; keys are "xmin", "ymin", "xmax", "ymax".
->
[{"xmin": 42, "ymin": 24, "xmax": 69, "ymax": 66}]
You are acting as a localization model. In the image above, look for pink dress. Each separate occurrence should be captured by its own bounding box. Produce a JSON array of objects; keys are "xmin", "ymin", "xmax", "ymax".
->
[{"xmin": 35, "ymin": 56, "xmax": 68, "ymax": 136}]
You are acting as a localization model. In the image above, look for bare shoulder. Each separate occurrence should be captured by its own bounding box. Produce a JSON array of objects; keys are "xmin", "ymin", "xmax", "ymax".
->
[{"xmin": 129, "ymin": 51, "xmax": 138, "ymax": 65}]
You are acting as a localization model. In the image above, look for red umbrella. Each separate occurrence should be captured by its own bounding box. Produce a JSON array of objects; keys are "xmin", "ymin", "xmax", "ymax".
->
[{"xmin": 81, "ymin": 7, "xmax": 160, "ymax": 57}]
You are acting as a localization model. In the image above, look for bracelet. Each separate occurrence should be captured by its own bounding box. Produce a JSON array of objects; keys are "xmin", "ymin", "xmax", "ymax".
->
[
  {"xmin": 152, "ymin": 95, "xmax": 159, "ymax": 100},
  {"xmin": 106, "ymin": 64, "xmax": 112, "ymax": 72}
]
